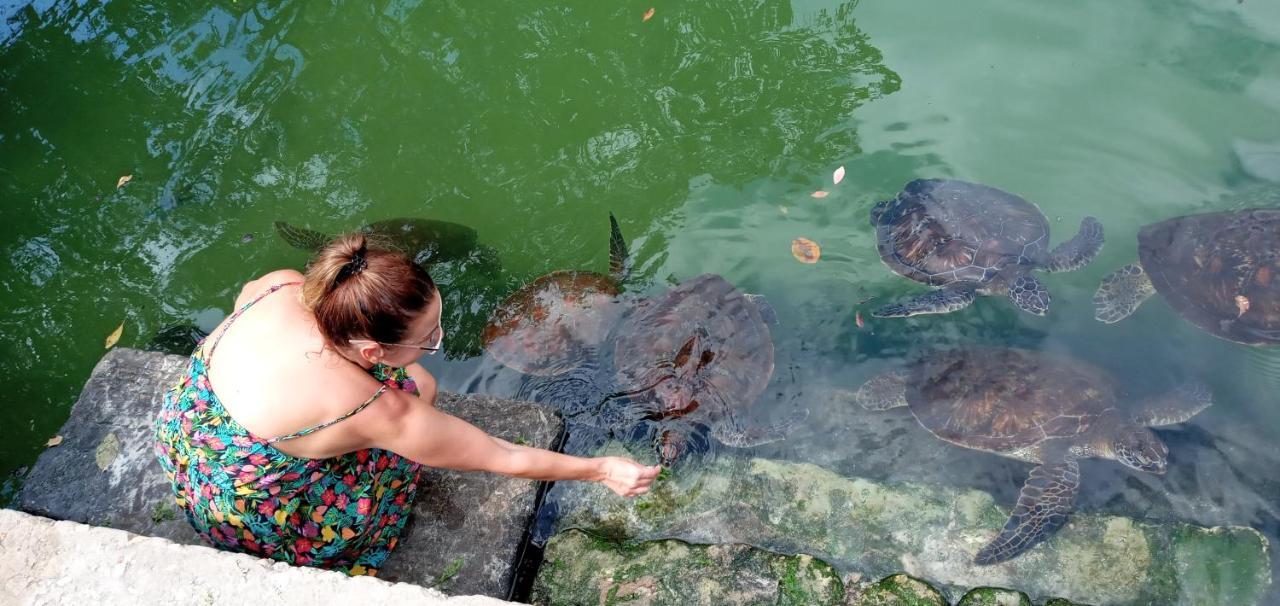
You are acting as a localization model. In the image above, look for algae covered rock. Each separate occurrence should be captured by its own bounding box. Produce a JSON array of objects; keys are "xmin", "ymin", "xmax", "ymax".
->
[
  {"xmin": 954, "ymin": 587, "xmax": 1031, "ymax": 606},
  {"xmin": 531, "ymin": 529, "xmax": 844, "ymax": 606},
  {"xmin": 846, "ymin": 573, "xmax": 947, "ymax": 606},
  {"xmin": 549, "ymin": 442, "xmax": 1271, "ymax": 605}
]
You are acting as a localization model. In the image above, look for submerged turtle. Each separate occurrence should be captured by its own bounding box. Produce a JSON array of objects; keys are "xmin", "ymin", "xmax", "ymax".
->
[
  {"xmin": 1094, "ymin": 208, "xmax": 1280, "ymax": 346},
  {"xmin": 870, "ymin": 179, "xmax": 1104, "ymax": 317},
  {"xmin": 484, "ymin": 216, "xmax": 792, "ymax": 464},
  {"xmin": 274, "ymin": 218, "xmax": 501, "ymax": 274},
  {"xmin": 482, "ymin": 213, "xmax": 630, "ymax": 377},
  {"xmin": 853, "ymin": 347, "xmax": 1211, "ymax": 564},
  {"xmin": 610, "ymin": 273, "xmax": 796, "ymax": 464}
]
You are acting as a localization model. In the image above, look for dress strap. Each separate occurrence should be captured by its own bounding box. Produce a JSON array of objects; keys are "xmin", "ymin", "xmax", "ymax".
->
[
  {"xmin": 201, "ymin": 281, "xmax": 302, "ymax": 365},
  {"xmin": 267, "ymin": 385, "xmax": 388, "ymax": 444}
]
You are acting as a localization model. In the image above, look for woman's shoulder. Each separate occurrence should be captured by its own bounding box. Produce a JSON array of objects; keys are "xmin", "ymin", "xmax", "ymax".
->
[{"xmin": 235, "ymin": 269, "xmax": 305, "ymax": 307}]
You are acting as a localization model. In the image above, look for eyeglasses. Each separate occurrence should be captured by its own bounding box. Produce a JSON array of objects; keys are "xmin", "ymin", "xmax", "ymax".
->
[{"xmin": 352, "ymin": 326, "xmax": 444, "ymax": 355}]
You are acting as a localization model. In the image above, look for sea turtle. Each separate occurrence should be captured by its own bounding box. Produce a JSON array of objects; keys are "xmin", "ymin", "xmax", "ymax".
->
[
  {"xmin": 482, "ymin": 213, "xmax": 630, "ymax": 377},
  {"xmin": 870, "ymin": 179, "xmax": 1105, "ymax": 317},
  {"xmin": 1093, "ymin": 208, "xmax": 1280, "ymax": 346},
  {"xmin": 610, "ymin": 273, "xmax": 797, "ymax": 464},
  {"xmin": 273, "ymin": 217, "xmax": 501, "ymax": 274},
  {"xmin": 483, "ymin": 217, "xmax": 792, "ymax": 464},
  {"xmin": 853, "ymin": 347, "xmax": 1212, "ymax": 564}
]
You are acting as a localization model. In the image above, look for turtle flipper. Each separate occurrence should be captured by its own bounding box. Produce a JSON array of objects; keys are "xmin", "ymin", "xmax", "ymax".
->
[
  {"xmin": 853, "ymin": 372, "xmax": 908, "ymax": 411},
  {"xmin": 1043, "ymin": 216, "xmax": 1105, "ymax": 272},
  {"xmin": 711, "ymin": 408, "xmax": 808, "ymax": 448},
  {"xmin": 1132, "ymin": 381, "xmax": 1213, "ymax": 427},
  {"xmin": 1008, "ymin": 274, "xmax": 1051, "ymax": 316},
  {"xmin": 273, "ymin": 221, "xmax": 332, "ymax": 252},
  {"xmin": 608, "ymin": 212, "xmax": 630, "ymax": 282},
  {"xmin": 1093, "ymin": 264, "xmax": 1156, "ymax": 323},
  {"xmin": 975, "ymin": 458, "xmax": 1080, "ymax": 565},
  {"xmin": 872, "ymin": 284, "xmax": 977, "ymax": 318},
  {"xmin": 743, "ymin": 293, "xmax": 778, "ymax": 326}
]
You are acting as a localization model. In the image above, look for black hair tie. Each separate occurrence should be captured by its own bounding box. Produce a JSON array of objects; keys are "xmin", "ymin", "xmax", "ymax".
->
[{"xmin": 334, "ymin": 247, "xmax": 368, "ymax": 286}]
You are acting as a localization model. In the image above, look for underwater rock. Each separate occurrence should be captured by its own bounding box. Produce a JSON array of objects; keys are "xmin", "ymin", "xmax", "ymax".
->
[
  {"xmin": 845, "ymin": 573, "xmax": 947, "ymax": 606},
  {"xmin": 531, "ymin": 529, "xmax": 845, "ymax": 606},
  {"xmin": 954, "ymin": 587, "xmax": 1031, "ymax": 606},
  {"xmin": 549, "ymin": 442, "xmax": 1271, "ymax": 605}
]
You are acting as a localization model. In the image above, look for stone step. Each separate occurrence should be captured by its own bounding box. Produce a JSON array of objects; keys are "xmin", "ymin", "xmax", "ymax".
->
[
  {"xmin": 13, "ymin": 348, "xmax": 562, "ymax": 599},
  {"xmin": 538, "ymin": 441, "xmax": 1272, "ymax": 606},
  {"xmin": 0, "ymin": 508, "xmax": 513, "ymax": 605}
]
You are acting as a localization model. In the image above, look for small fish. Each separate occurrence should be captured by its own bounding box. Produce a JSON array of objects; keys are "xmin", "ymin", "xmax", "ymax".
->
[
  {"xmin": 811, "ymin": 190, "xmax": 829, "ymax": 199},
  {"xmin": 778, "ymin": 205, "xmax": 789, "ymax": 216},
  {"xmin": 642, "ymin": 7, "xmax": 655, "ymax": 21},
  {"xmin": 833, "ymin": 166, "xmax": 846, "ymax": 185},
  {"xmin": 855, "ymin": 311, "xmax": 864, "ymax": 328},
  {"xmin": 116, "ymin": 175, "xmax": 133, "ymax": 189},
  {"xmin": 1236, "ymin": 295, "xmax": 1251, "ymax": 318}
]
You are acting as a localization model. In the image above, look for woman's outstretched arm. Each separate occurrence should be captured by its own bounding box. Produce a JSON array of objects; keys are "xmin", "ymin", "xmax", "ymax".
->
[{"xmin": 356, "ymin": 386, "xmax": 660, "ymax": 497}]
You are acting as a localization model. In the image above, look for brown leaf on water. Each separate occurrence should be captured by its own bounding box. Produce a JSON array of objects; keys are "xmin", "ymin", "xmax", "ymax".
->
[
  {"xmin": 642, "ymin": 7, "xmax": 655, "ymax": 21},
  {"xmin": 45, "ymin": 435, "xmax": 64, "ymax": 448},
  {"xmin": 116, "ymin": 175, "xmax": 132, "ymax": 189},
  {"xmin": 791, "ymin": 237, "xmax": 820, "ymax": 264},
  {"xmin": 105, "ymin": 322, "xmax": 124, "ymax": 349},
  {"xmin": 810, "ymin": 190, "xmax": 829, "ymax": 199},
  {"xmin": 1235, "ymin": 295, "xmax": 1251, "ymax": 318},
  {"xmin": 95, "ymin": 432, "xmax": 120, "ymax": 471}
]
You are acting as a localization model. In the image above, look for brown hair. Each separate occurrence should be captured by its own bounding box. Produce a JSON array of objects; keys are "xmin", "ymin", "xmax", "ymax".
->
[{"xmin": 301, "ymin": 233, "xmax": 437, "ymax": 348}]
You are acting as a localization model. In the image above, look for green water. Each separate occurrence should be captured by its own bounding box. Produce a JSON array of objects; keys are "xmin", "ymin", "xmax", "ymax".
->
[{"xmin": 3, "ymin": 0, "xmax": 1280, "ymax": 601}]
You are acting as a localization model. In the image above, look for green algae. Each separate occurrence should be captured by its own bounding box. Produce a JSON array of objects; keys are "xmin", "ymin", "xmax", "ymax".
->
[{"xmin": 954, "ymin": 587, "xmax": 1031, "ymax": 606}]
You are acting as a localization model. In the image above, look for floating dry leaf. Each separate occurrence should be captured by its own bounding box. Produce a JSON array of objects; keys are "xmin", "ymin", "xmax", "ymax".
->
[
  {"xmin": 791, "ymin": 237, "xmax": 821, "ymax": 264},
  {"xmin": 855, "ymin": 311, "xmax": 864, "ymax": 328},
  {"xmin": 45, "ymin": 435, "xmax": 64, "ymax": 448},
  {"xmin": 1235, "ymin": 295, "xmax": 1251, "ymax": 318},
  {"xmin": 642, "ymin": 7, "xmax": 655, "ymax": 21},
  {"xmin": 116, "ymin": 175, "xmax": 133, "ymax": 189},
  {"xmin": 95, "ymin": 432, "xmax": 121, "ymax": 471},
  {"xmin": 810, "ymin": 190, "xmax": 829, "ymax": 199},
  {"xmin": 105, "ymin": 322, "xmax": 124, "ymax": 349},
  {"xmin": 833, "ymin": 166, "xmax": 846, "ymax": 185}
]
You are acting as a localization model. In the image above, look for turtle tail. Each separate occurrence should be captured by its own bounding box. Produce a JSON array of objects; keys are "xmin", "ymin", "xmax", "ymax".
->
[
  {"xmin": 273, "ymin": 221, "xmax": 332, "ymax": 252},
  {"xmin": 608, "ymin": 212, "xmax": 630, "ymax": 283}
]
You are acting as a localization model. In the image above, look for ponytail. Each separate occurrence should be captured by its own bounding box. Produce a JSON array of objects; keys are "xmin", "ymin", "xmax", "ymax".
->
[{"xmin": 302, "ymin": 233, "xmax": 437, "ymax": 348}]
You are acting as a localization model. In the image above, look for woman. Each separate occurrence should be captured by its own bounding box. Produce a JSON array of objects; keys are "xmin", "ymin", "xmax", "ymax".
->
[{"xmin": 155, "ymin": 234, "xmax": 659, "ymax": 575}]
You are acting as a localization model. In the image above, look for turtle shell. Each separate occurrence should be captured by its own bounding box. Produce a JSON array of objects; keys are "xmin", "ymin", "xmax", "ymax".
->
[
  {"xmin": 1138, "ymin": 209, "xmax": 1280, "ymax": 346},
  {"xmin": 482, "ymin": 270, "xmax": 624, "ymax": 376},
  {"xmin": 905, "ymin": 348, "xmax": 1117, "ymax": 454},
  {"xmin": 611, "ymin": 274, "xmax": 774, "ymax": 424},
  {"xmin": 873, "ymin": 179, "xmax": 1051, "ymax": 286}
]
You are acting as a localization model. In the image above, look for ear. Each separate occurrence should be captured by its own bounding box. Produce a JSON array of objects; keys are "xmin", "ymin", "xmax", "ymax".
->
[{"xmin": 354, "ymin": 341, "xmax": 385, "ymax": 365}]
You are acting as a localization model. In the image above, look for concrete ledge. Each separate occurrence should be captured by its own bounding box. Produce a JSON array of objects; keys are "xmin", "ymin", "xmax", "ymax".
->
[
  {"xmin": 14, "ymin": 348, "xmax": 562, "ymax": 599},
  {"xmin": 0, "ymin": 508, "xmax": 513, "ymax": 605}
]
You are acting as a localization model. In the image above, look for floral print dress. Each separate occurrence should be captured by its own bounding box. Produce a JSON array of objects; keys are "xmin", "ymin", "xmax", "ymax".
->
[{"xmin": 154, "ymin": 282, "xmax": 423, "ymax": 575}]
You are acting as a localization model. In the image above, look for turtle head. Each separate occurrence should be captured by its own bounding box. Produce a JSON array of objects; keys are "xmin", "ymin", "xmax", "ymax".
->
[
  {"xmin": 869, "ymin": 200, "xmax": 891, "ymax": 226},
  {"xmin": 1113, "ymin": 426, "xmax": 1168, "ymax": 474}
]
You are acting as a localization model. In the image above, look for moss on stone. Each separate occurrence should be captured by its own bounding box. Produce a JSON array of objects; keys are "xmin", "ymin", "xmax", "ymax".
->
[
  {"xmin": 531, "ymin": 529, "xmax": 845, "ymax": 606},
  {"xmin": 1042, "ymin": 599, "xmax": 1093, "ymax": 606},
  {"xmin": 548, "ymin": 442, "xmax": 1271, "ymax": 606},
  {"xmin": 848, "ymin": 573, "xmax": 947, "ymax": 606},
  {"xmin": 954, "ymin": 586, "xmax": 1031, "ymax": 606}
]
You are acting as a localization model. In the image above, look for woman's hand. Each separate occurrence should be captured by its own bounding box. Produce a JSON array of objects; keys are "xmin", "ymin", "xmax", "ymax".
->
[{"xmin": 597, "ymin": 457, "xmax": 662, "ymax": 497}]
